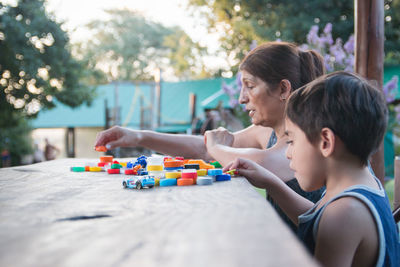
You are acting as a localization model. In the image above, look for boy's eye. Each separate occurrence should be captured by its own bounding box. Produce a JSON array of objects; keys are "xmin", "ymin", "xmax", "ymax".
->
[{"xmin": 286, "ymin": 140, "xmax": 293, "ymax": 145}]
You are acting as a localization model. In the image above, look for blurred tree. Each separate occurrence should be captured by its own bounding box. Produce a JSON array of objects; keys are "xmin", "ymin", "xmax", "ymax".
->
[
  {"xmin": 187, "ymin": 0, "xmax": 400, "ymax": 66},
  {"xmin": 76, "ymin": 9, "xmax": 209, "ymax": 81},
  {"xmin": 0, "ymin": 0, "xmax": 97, "ymax": 165}
]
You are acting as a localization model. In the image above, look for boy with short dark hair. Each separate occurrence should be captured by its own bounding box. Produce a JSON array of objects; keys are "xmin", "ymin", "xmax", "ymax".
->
[{"xmin": 225, "ymin": 72, "xmax": 400, "ymax": 266}]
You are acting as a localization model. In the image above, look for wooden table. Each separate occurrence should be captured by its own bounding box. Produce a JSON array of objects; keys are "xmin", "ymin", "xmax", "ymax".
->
[{"xmin": 0, "ymin": 159, "xmax": 318, "ymax": 267}]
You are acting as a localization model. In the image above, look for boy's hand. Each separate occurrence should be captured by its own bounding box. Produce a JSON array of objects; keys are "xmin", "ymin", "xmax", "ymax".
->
[{"xmin": 224, "ymin": 158, "xmax": 275, "ymax": 189}]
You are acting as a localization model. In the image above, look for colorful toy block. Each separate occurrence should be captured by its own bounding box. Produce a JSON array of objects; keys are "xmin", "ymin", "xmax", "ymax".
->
[
  {"xmin": 71, "ymin": 167, "xmax": 85, "ymax": 172},
  {"xmin": 208, "ymin": 169, "xmax": 223, "ymax": 176},
  {"xmin": 98, "ymin": 162, "xmax": 107, "ymax": 167},
  {"xmin": 125, "ymin": 169, "xmax": 137, "ymax": 175},
  {"xmin": 196, "ymin": 176, "xmax": 213, "ymax": 185},
  {"xmin": 216, "ymin": 174, "xmax": 231, "ymax": 181},
  {"xmin": 164, "ymin": 159, "xmax": 184, "ymax": 168},
  {"xmin": 111, "ymin": 163, "xmax": 122, "ymax": 169},
  {"xmin": 100, "ymin": 156, "xmax": 113, "ymax": 163},
  {"xmin": 187, "ymin": 159, "xmax": 215, "ymax": 170},
  {"xmin": 184, "ymin": 164, "xmax": 200, "ymax": 170},
  {"xmin": 209, "ymin": 161, "xmax": 222, "ymax": 168},
  {"xmin": 160, "ymin": 178, "xmax": 177, "ymax": 186},
  {"xmin": 95, "ymin": 146, "xmax": 107, "ymax": 152},
  {"xmin": 147, "ymin": 165, "xmax": 163, "ymax": 171},
  {"xmin": 107, "ymin": 169, "xmax": 120, "ymax": 174},
  {"xmin": 89, "ymin": 166, "xmax": 102, "ymax": 172},
  {"xmin": 177, "ymin": 178, "xmax": 194, "ymax": 186},
  {"xmin": 165, "ymin": 171, "xmax": 181, "ymax": 179},
  {"xmin": 197, "ymin": 169, "xmax": 207, "ymax": 176}
]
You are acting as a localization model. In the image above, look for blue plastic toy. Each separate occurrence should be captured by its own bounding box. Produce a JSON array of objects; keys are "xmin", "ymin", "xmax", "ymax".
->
[
  {"xmin": 208, "ymin": 169, "xmax": 223, "ymax": 176},
  {"xmin": 122, "ymin": 176, "xmax": 155, "ymax": 189},
  {"xmin": 127, "ymin": 155, "xmax": 148, "ymax": 169},
  {"xmin": 160, "ymin": 178, "xmax": 177, "ymax": 187},
  {"xmin": 216, "ymin": 174, "xmax": 231, "ymax": 181}
]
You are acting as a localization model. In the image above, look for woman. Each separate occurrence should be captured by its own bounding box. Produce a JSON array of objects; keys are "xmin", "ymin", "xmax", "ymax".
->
[{"xmin": 95, "ymin": 42, "xmax": 326, "ymax": 231}]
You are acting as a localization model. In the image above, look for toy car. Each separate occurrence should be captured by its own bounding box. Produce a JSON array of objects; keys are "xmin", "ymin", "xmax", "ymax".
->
[{"xmin": 122, "ymin": 176, "xmax": 155, "ymax": 189}]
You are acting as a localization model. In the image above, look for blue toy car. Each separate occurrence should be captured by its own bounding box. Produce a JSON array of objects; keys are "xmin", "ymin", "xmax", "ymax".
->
[{"xmin": 122, "ymin": 176, "xmax": 155, "ymax": 190}]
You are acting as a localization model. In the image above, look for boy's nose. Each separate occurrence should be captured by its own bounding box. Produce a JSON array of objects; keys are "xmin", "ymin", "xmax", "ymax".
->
[{"xmin": 285, "ymin": 146, "xmax": 292, "ymax": 160}]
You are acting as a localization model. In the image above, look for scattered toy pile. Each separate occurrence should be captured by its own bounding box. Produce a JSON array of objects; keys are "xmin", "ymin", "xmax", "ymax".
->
[{"xmin": 69, "ymin": 147, "xmax": 237, "ymax": 190}]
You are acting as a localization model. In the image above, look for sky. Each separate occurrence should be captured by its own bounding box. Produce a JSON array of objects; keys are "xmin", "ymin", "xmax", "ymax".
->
[
  {"xmin": 2, "ymin": 0, "xmax": 229, "ymax": 76},
  {"xmin": 43, "ymin": 0, "xmax": 227, "ymax": 73},
  {"xmin": 44, "ymin": 0, "xmax": 220, "ymax": 50}
]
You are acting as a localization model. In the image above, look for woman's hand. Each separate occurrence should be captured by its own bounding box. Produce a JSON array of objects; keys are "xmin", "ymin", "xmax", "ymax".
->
[
  {"xmin": 223, "ymin": 157, "xmax": 278, "ymax": 189},
  {"xmin": 94, "ymin": 126, "xmax": 141, "ymax": 150},
  {"xmin": 204, "ymin": 127, "xmax": 234, "ymax": 149}
]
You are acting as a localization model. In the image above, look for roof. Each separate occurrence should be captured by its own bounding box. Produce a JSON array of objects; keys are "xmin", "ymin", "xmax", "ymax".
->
[
  {"xmin": 31, "ymin": 77, "xmax": 234, "ymax": 130},
  {"xmin": 30, "ymin": 66, "xmax": 399, "ymax": 131}
]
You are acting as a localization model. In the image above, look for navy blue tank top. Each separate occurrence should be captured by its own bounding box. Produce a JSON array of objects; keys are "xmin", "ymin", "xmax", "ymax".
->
[{"xmin": 298, "ymin": 180, "xmax": 400, "ymax": 266}]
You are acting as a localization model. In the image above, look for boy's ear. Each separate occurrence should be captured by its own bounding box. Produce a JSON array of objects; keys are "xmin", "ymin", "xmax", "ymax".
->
[
  {"xmin": 279, "ymin": 79, "xmax": 291, "ymax": 101},
  {"xmin": 319, "ymin": 127, "xmax": 336, "ymax": 158}
]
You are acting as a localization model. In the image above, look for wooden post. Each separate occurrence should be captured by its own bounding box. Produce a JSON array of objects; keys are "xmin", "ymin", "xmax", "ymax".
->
[
  {"xmin": 354, "ymin": 0, "xmax": 385, "ymax": 185},
  {"xmin": 189, "ymin": 93, "xmax": 197, "ymax": 123}
]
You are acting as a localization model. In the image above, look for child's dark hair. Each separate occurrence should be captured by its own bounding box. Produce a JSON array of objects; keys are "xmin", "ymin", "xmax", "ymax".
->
[
  {"xmin": 286, "ymin": 71, "xmax": 388, "ymax": 165},
  {"xmin": 239, "ymin": 42, "xmax": 325, "ymax": 92}
]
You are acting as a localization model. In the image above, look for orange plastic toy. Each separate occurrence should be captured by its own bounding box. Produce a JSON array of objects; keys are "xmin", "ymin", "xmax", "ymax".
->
[
  {"xmin": 95, "ymin": 146, "xmax": 107, "ymax": 152},
  {"xmin": 100, "ymin": 156, "xmax": 113, "ymax": 163},
  {"xmin": 164, "ymin": 160, "xmax": 184, "ymax": 168},
  {"xmin": 177, "ymin": 178, "xmax": 194, "ymax": 186},
  {"xmin": 187, "ymin": 159, "xmax": 215, "ymax": 170}
]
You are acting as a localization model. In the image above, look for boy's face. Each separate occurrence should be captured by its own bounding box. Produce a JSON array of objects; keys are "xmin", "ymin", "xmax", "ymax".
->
[{"xmin": 285, "ymin": 118, "xmax": 326, "ymax": 191}]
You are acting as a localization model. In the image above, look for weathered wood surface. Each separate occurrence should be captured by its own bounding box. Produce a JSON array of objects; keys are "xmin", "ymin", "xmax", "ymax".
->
[{"xmin": 0, "ymin": 159, "xmax": 317, "ymax": 267}]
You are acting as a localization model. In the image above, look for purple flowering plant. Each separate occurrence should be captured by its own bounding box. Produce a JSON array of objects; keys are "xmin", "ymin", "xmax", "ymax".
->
[
  {"xmin": 222, "ymin": 23, "xmax": 399, "ymax": 130},
  {"xmin": 302, "ymin": 23, "xmax": 399, "ymax": 130}
]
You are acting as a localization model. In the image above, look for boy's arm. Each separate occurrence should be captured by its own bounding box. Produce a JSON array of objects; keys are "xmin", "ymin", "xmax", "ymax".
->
[
  {"xmin": 225, "ymin": 158, "xmax": 314, "ymax": 224},
  {"xmin": 314, "ymin": 198, "xmax": 377, "ymax": 267}
]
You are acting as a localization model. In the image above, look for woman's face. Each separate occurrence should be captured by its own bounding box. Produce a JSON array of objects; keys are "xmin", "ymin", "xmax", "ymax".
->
[{"xmin": 239, "ymin": 70, "xmax": 285, "ymax": 127}]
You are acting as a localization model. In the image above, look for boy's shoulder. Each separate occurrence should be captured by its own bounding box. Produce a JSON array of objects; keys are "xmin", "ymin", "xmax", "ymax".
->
[
  {"xmin": 319, "ymin": 196, "xmax": 373, "ymax": 236},
  {"xmin": 315, "ymin": 195, "xmax": 379, "ymax": 265}
]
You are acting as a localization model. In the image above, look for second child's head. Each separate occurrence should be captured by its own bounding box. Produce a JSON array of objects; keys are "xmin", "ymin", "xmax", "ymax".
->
[{"xmin": 285, "ymin": 71, "xmax": 387, "ymax": 190}]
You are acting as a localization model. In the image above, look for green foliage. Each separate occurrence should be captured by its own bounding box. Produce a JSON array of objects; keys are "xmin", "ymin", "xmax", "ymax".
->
[
  {"xmin": 163, "ymin": 28, "xmax": 210, "ymax": 79},
  {"xmin": 0, "ymin": 0, "xmax": 96, "ymax": 165},
  {"xmin": 384, "ymin": 0, "xmax": 400, "ymax": 65},
  {"xmin": 187, "ymin": 0, "xmax": 400, "ymax": 66},
  {"xmin": 0, "ymin": 112, "xmax": 33, "ymax": 167},
  {"xmin": 76, "ymin": 9, "xmax": 209, "ymax": 81}
]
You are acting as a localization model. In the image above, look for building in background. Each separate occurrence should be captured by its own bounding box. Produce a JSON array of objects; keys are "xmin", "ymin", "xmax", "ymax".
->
[{"xmin": 30, "ymin": 78, "xmax": 233, "ymax": 158}]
